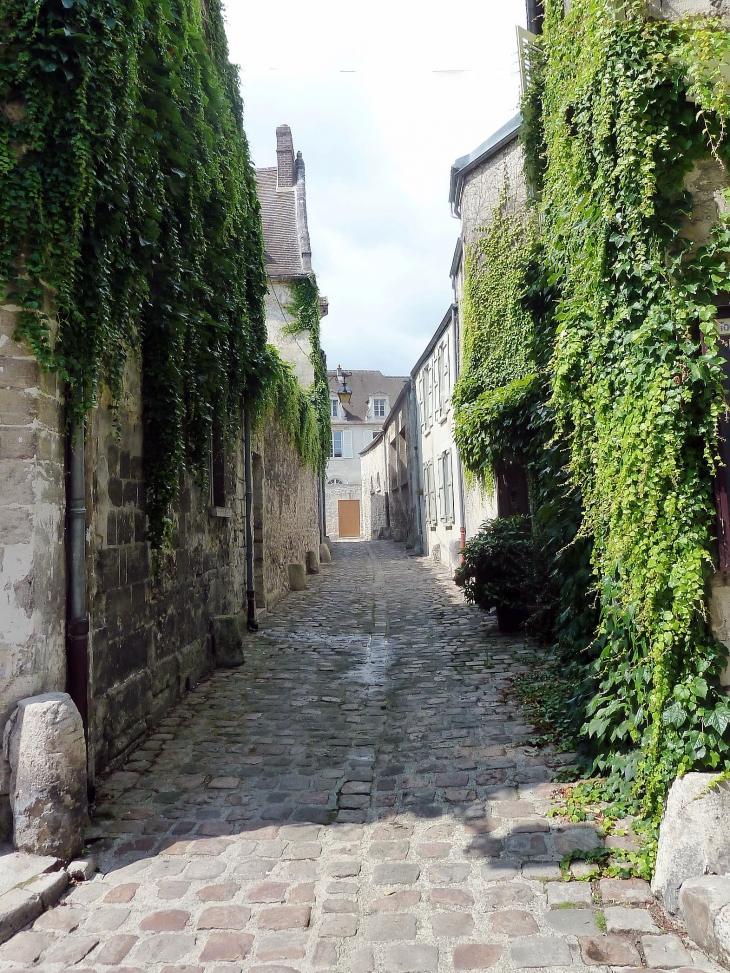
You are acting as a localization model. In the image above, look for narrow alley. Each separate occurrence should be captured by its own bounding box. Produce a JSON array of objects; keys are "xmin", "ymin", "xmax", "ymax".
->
[{"xmin": 0, "ymin": 543, "xmax": 711, "ymax": 972}]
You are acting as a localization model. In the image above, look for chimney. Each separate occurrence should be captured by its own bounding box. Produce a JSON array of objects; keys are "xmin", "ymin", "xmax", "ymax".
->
[
  {"xmin": 295, "ymin": 151, "xmax": 312, "ymax": 273},
  {"xmin": 276, "ymin": 124, "xmax": 295, "ymax": 188}
]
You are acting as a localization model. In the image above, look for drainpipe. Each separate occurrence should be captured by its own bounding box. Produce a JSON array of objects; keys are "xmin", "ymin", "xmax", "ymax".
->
[
  {"xmin": 451, "ymin": 305, "xmax": 468, "ymax": 555},
  {"xmin": 244, "ymin": 402, "xmax": 258, "ymax": 632},
  {"xmin": 66, "ymin": 395, "xmax": 88, "ymax": 732}
]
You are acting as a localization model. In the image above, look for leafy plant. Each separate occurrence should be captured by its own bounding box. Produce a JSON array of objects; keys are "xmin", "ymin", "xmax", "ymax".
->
[{"xmin": 455, "ymin": 515, "xmax": 536, "ymax": 611}]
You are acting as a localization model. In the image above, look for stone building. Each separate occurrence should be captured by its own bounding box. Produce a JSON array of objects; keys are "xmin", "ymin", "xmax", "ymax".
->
[
  {"xmin": 360, "ymin": 381, "xmax": 418, "ymax": 545},
  {"xmin": 326, "ymin": 370, "xmax": 408, "ymax": 538},
  {"xmin": 0, "ymin": 124, "xmax": 326, "ymax": 839}
]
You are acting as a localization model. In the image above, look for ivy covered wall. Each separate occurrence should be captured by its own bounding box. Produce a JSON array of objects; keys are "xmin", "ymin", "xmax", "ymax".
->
[
  {"xmin": 0, "ymin": 0, "xmax": 329, "ymax": 547},
  {"xmin": 456, "ymin": 0, "xmax": 730, "ymax": 834}
]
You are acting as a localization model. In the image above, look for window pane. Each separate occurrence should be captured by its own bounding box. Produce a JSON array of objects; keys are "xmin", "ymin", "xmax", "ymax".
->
[
  {"xmin": 331, "ymin": 399, "xmax": 338, "ymax": 417},
  {"xmin": 332, "ymin": 431, "xmax": 343, "ymax": 458}
]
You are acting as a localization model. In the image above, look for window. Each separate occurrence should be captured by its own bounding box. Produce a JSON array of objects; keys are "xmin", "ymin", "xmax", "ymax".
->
[
  {"xmin": 438, "ymin": 450, "xmax": 455, "ymax": 523},
  {"xmin": 331, "ymin": 429, "xmax": 353, "ymax": 459},
  {"xmin": 434, "ymin": 348, "xmax": 442, "ymax": 422},
  {"xmin": 374, "ymin": 398, "xmax": 386, "ymax": 418},
  {"xmin": 331, "ymin": 399, "xmax": 339, "ymax": 417},
  {"xmin": 362, "ymin": 429, "xmax": 375, "ymax": 447},
  {"xmin": 423, "ymin": 460, "xmax": 437, "ymax": 525}
]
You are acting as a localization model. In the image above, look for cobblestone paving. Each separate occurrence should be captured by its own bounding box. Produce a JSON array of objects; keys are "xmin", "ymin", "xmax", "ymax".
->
[{"xmin": 0, "ymin": 541, "xmax": 722, "ymax": 973}]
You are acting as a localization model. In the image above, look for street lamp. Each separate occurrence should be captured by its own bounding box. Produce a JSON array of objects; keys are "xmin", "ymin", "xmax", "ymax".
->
[{"xmin": 336, "ymin": 365, "xmax": 352, "ymax": 405}]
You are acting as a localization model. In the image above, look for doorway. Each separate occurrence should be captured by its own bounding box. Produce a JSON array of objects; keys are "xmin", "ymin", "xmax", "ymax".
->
[{"xmin": 338, "ymin": 499, "xmax": 361, "ymax": 538}]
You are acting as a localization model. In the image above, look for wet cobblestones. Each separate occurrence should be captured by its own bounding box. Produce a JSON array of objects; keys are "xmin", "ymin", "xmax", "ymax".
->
[{"xmin": 0, "ymin": 541, "xmax": 722, "ymax": 972}]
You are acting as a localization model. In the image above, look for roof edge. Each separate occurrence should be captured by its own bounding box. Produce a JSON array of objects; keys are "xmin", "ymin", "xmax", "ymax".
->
[
  {"xmin": 449, "ymin": 113, "xmax": 522, "ymax": 215},
  {"xmin": 411, "ymin": 306, "xmax": 455, "ymax": 379}
]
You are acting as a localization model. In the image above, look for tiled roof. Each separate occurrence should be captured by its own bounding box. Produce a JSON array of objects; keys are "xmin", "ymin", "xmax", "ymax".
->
[
  {"xmin": 255, "ymin": 168, "xmax": 306, "ymax": 278},
  {"xmin": 328, "ymin": 370, "xmax": 408, "ymax": 423}
]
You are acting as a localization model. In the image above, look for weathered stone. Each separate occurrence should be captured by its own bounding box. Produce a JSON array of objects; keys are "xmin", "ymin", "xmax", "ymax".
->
[
  {"xmin": 0, "ymin": 886, "xmax": 43, "ymax": 943},
  {"xmin": 4, "ymin": 693, "xmax": 87, "ymax": 859},
  {"xmin": 679, "ymin": 874, "xmax": 730, "ymax": 967},
  {"xmin": 490, "ymin": 909, "xmax": 537, "ymax": 935},
  {"xmin": 319, "ymin": 543, "xmax": 332, "ymax": 564},
  {"xmin": 653, "ymin": 773, "xmax": 730, "ymax": 914},
  {"xmin": 453, "ymin": 944, "xmax": 503, "ymax": 969},
  {"xmin": 545, "ymin": 907, "xmax": 599, "ymax": 935},
  {"xmin": 288, "ymin": 563, "xmax": 308, "ymax": 591},
  {"xmin": 305, "ymin": 550, "xmax": 320, "ymax": 574},
  {"xmin": 211, "ymin": 615, "xmax": 246, "ymax": 668},
  {"xmin": 510, "ymin": 935, "xmax": 572, "ymax": 968},
  {"xmin": 384, "ymin": 943, "xmax": 439, "ymax": 972},
  {"xmin": 579, "ymin": 934, "xmax": 641, "ymax": 966},
  {"xmin": 365, "ymin": 913, "xmax": 417, "ymax": 940},
  {"xmin": 642, "ymin": 933, "xmax": 692, "ymax": 968},
  {"xmin": 68, "ymin": 856, "xmax": 97, "ymax": 880},
  {"xmin": 605, "ymin": 905, "xmax": 659, "ymax": 932},
  {"xmin": 546, "ymin": 880, "xmax": 592, "ymax": 906},
  {"xmin": 24, "ymin": 868, "xmax": 68, "ymax": 907}
]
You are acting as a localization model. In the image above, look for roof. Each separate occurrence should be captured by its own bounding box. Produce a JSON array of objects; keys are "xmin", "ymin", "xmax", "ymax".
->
[
  {"xmin": 449, "ymin": 113, "xmax": 522, "ymax": 217},
  {"xmin": 255, "ymin": 168, "xmax": 308, "ymax": 279},
  {"xmin": 411, "ymin": 306, "xmax": 455, "ymax": 379},
  {"xmin": 328, "ymin": 370, "xmax": 408, "ymax": 423}
]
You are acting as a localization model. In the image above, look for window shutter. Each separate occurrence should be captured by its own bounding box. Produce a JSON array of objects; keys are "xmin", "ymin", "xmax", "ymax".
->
[
  {"xmin": 426, "ymin": 367, "xmax": 433, "ymax": 428},
  {"xmin": 443, "ymin": 341, "xmax": 450, "ymax": 406},
  {"xmin": 434, "ymin": 350, "xmax": 442, "ymax": 422},
  {"xmin": 417, "ymin": 372, "xmax": 425, "ymax": 431},
  {"xmin": 343, "ymin": 430, "xmax": 353, "ymax": 458},
  {"xmin": 430, "ymin": 462, "xmax": 437, "ymax": 522},
  {"xmin": 437, "ymin": 454, "xmax": 445, "ymax": 521},
  {"xmin": 445, "ymin": 451, "xmax": 454, "ymax": 522}
]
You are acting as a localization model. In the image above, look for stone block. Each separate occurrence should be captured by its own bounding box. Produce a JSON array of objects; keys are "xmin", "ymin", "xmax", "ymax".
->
[
  {"xmin": 642, "ymin": 933, "xmax": 692, "ymax": 968},
  {"xmin": 453, "ymin": 944, "xmax": 503, "ymax": 969},
  {"xmin": 0, "ymin": 887, "xmax": 43, "ymax": 944},
  {"xmin": 305, "ymin": 549, "xmax": 320, "ymax": 574},
  {"xmin": 546, "ymin": 880, "xmax": 592, "ymax": 906},
  {"xmin": 3, "ymin": 693, "xmax": 87, "ymax": 859},
  {"xmin": 288, "ymin": 563, "xmax": 308, "ymax": 591},
  {"xmin": 579, "ymin": 934, "xmax": 641, "ymax": 966},
  {"xmin": 67, "ymin": 856, "xmax": 97, "ymax": 881},
  {"xmin": 385, "ymin": 944, "xmax": 438, "ymax": 972},
  {"xmin": 652, "ymin": 773, "xmax": 730, "ymax": 913},
  {"xmin": 604, "ymin": 905, "xmax": 658, "ymax": 932},
  {"xmin": 320, "ymin": 543, "xmax": 332, "ymax": 564},
  {"xmin": 678, "ymin": 875, "xmax": 730, "ymax": 966},
  {"xmin": 211, "ymin": 614, "xmax": 245, "ymax": 668},
  {"xmin": 511, "ymin": 935, "xmax": 572, "ymax": 968},
  {"xmin": 545, "ymin": 907, "xmax": 599, "ymax": 935},
  {"xmin": 25, "ymin": 868, "xmax": 68, "ymax": 907}
]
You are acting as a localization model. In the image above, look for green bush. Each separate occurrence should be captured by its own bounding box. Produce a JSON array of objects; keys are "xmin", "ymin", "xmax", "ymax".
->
[{"xmin": 455, "ymin": 516, "xmax": 535, "ymax": 612}]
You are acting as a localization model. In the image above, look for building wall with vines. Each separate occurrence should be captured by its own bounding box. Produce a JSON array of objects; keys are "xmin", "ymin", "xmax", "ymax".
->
[
  {"xmin": 0, "ymin": 0, "xmax": 330, "ymax": 826},
  {"xmin": 455, "ymin": 0, "xmax": 730, "ymax": 839}
]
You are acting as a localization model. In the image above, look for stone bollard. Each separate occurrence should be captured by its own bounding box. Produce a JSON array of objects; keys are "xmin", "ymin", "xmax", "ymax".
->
[
  {"xmin": 212, "ymin": 614, "xmax": 246, "ymax": 667},
  {"xmin": 3, "ymin": 693, "xmax": 87, "ymax": 860},
  {"xmin": 288, "ymin": 563, "xmax": 308, "ymax": 591},
  {"xmin": 305, "ymin": 549, "xmax": 320, "ymax": 574},
  {"xmin": 653, "ymin": 772, "xmax": 730, "ymax": 913},
  {"xmin": 319, "ymin": 542, "xmax": 332, "ymax": 564}
]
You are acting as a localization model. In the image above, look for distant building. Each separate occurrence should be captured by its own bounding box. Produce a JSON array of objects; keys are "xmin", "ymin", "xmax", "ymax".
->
[{"xmin": 326, "ymin": 370, "xmax": 408, "ymax": 538}]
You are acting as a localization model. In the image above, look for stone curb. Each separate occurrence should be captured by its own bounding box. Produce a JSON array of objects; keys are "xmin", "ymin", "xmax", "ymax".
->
[
  {"xmin": 0, "ymin": 867, "xmax": 69, "ymax": 945},
  {"xmin": 679, "ymin": 874, "xmax": 730, "ymax": 968}
]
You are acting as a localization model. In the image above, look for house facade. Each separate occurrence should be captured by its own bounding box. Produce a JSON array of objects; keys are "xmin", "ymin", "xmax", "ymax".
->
[
  {"xmin": 360, "ymin": 381, "xmax": 419, "ymax": 546},
  {"xmin": 325, "ymin": 370, "xmax": 408, "ymax": 538}
]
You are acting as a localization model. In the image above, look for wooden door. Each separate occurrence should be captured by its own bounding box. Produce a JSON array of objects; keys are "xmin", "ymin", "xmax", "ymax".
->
[{"xmin": 338, "ymin": 499, "xmax": 361, "ymax": 537}]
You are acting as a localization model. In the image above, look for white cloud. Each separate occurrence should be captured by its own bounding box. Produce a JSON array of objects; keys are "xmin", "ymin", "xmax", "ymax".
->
[{"xmin": 226, "ymin": 0, "xmax": 527, "ymax": 374}]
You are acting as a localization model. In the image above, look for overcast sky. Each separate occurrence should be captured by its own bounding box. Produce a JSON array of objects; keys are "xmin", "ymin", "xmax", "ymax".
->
[{"xmin": 226, "ymin": 0, "xmax": 527, "ymax": 377}]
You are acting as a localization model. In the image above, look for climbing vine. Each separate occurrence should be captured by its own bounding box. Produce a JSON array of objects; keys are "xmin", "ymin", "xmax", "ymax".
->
[
  {"xmin": 457, "ymin": 0, "xmax": 730, "ymax": 826},
  {"xmin": 282, "ymin": 277, "xmax": 331, "ymax": 474},
  {"xmin": 0, "ymin": 0, "xmax": 271, "ymax": 547}
]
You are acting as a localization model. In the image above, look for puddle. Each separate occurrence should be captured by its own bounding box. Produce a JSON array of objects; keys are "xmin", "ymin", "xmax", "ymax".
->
[{"xmin": 346, "ymin": 635, "xmax": 392, "ymax": 692}]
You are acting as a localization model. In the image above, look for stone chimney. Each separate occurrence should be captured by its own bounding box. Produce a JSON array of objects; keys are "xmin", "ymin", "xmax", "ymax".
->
[
  {"xmin": 276, "ymin": 124, "xmax": 295, "ymax": 188},
  {"xmin": 295, "ymin": 151, "xmax": 312, "ymax": 273}
]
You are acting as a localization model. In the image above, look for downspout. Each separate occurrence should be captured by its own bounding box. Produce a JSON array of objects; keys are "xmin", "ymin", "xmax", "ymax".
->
[
  {"xmin": 66, "ymin": 395, "xmax": 89, "ymax": 732},
  {"xmin": 408, "ymin": 377, "xmax": 424, "ymax": 554},
  {"xmin": 244, "ymin": 402, "xmax": 258, "ymax": 632},
  {"xmin": 451, "ymin": 304, "xmax": 468, "ymax": 555}
]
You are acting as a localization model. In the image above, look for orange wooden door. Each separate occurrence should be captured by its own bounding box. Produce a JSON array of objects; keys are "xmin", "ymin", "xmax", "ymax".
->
[{"xmin": 338, "ymin": 499, "xmax": 361, "ymax": 537}]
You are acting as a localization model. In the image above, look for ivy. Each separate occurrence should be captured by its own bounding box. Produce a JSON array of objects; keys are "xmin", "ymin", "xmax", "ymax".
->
[
  {"xmin": 456, "ymin": 0, "xmax": 730, "ymax": 829},
  {"xmin": 0, "ymin": 0, "xmax": 303, "ymax": 547}
]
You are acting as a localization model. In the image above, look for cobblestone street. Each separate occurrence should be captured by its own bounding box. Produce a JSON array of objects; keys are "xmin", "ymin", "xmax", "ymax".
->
[{"xmin": 0, "ymin": 542, "xmax": 720, "ymax": 973}]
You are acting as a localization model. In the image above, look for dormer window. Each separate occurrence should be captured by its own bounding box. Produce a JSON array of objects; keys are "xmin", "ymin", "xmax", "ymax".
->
[{"xmin": 374, "ymin": 398, "xmax": 386, "ymax": 418}]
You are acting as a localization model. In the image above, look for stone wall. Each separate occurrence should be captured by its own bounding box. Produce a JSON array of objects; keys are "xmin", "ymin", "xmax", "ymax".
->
[
  {"xmin": 361, "ymin": 438, "xmax": 388, "ymax": 540},
  {"xmin": 257, "ymin": 414, "xmax": 320, "ymax": 609},
  {"xmin": 264, "ymin": 283, "xmax": 314, "ymax": 389},
  {"xmin": 0, "ymin": 299, "xmax": 66, "ymax": 839},
  {"xmin": 459, "ymin": 138, "xmax": 527, "ymax": 249},
  {"xmin": 85, "ymin": 355, "xmax": 249, "ymax": 775},
  {"xmin": 2, "ymin": 327, "xmax": 321, "ymax": 809},
  {"xmin": 325, "ymin": 482, "xmax": 361, "ymax": 539}
]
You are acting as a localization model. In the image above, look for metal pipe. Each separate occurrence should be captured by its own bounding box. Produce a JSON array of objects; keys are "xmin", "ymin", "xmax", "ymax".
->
[
  {"xmin": 244, "ymin": 402, "xmax": 258, "ymax": 632},
  {"xmin": 66, "ymin": 396, "xmax": 89, "ymax": 730},
  {"xmin": 451, "ymin": 305, "xmax": 468, "ymax": 556}
]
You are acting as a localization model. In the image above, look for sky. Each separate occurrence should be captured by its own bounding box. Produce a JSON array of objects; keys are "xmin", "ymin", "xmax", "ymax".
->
[{"xmin": 225, "ymin": 0, "xmax": 527, "ymax": 376}]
